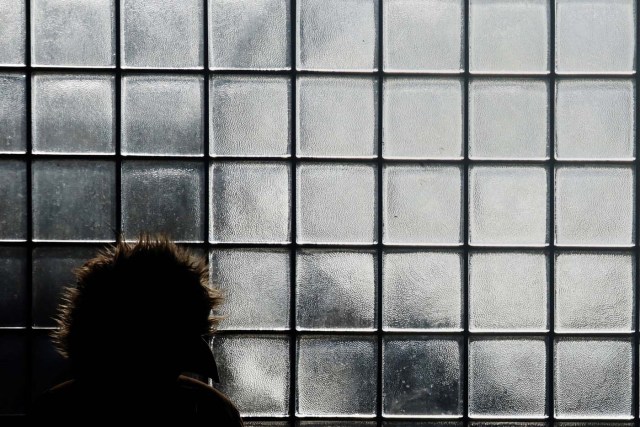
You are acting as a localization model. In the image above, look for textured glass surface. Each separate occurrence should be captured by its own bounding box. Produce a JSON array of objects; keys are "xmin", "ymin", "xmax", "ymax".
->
[
  {"xmin": 0, "ymin": 74, "xmax": 26, "ymax": 153},
  {"xmin": 0, "ymin": 247, "xmax": 27, "ymax": 327},
  {"xmin": 383, "ymin": 337, "xmax": 462, "ymax": 416},
  {"xmin": 383, "ymin": 423, "xmax": 463, "ymax": 427},
  {"xmin": 210, "ymin": 162, "xmax": 290, "ymax": 243},
  {"xmin": 469, "ymin": 166, "xmax": 548, "ymax": 246},
  {"xmin": 0, "ymin": 0, "xmax": 25, "ymax": 65},
  {"xmin": 121, "ymin": 0, "xmax": 203, "ymax": 69},
  {"xmin": 300, "ymin": 423, "xmax": 377, "ymax": 427},
  {"xmin": 122, "ymin": 161, "xmax": 204, "ymax": 242},
  {"xmin": 0, "ymin": 334, "xmax": 27, "ymax": 414},
  {"xmin": 210, "ymin": 76, "xmax": 290, "ymax": 157},
  {"xmin": 555, "ymin": 166, "xmax": 635, "ymax": 246},
  {"xmin": 297, "ymin": 163, "xmax": 376, "ymax": 244},
  {"xmin": 383, "ymin": 78, "xmax": 463, "ymax": 159},
  {"xmin": 383, "ymin": 0, "xmax": 463, "ymax": 72},
  {"xmin": 32, "ymin": 74, "xmax": 115, "ymax": 154},
  {"xmin": 556, "ymin": 0, "xmax": 636, "ymax": 73},
  {"xmin": 297, "ymin": 0, "xmax": 377, "ymax": 71},
  {"xmin": 297, "ymin": 76, "xmax": 377, "ymax": 158},
  {"xmin": 0, "ymin": 160, "xmax": 27, "ymax": 241},
  {"xmin": 209, "ymin": 0, "xmax": 290, "ymax": 70},
  {"xmin": 469, "ymin": 0, "xmax": 549, "ymax": 73},
  {"xmin": 555, "ymin": 339, "xmax": 633, "ymax": 419},
  {"xmin": 469, "ymin": 79, "xmax": 549, "ymax": 160},
  {"xmin": 122, "ymin": 75, "xmax": 204, "ymax": 156},
  {"xmin": 296, "ymin": 250, "xmax": 376, "ymax": 331},
  {"xmin": 210, "ymin": 249, "xmax": 290, "ymax": 330},
  {"xmin": 296, "ymin": 336, "xmax": 376, "ymax": 416},
  {"xmin": 555, "ymin": 252, "xmax": 634, "ymax": 333},
  {"xmin": 212, "ymin": 335, "xmax": 290, "ymax": 417},
  {"xmin": 469, "ymin": 252, "xmax": 548, "ymax": 332},
  {"xmin": 555, "ymin": 79, "xmax": 635, "ymax": 160},
  {"xmin": 469, "ymin": 338, "xmax": 547, "ymax": 417}
]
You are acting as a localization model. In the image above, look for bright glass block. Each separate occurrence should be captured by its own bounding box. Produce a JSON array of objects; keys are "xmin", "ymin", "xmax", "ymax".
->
[
  {"xmin": 0, "ymin": 160, "xmax": 27, "ymax": 241},
  {"xmin": 0, "ymin": 0, "xmax": 26, "ymax": 66},
  {"xmin": 0, "ymin": 74, "xmax": 26, "ymax": 154},
  {"xmin": 0, "ymin": 247, "xmax": 27, "ymax": 327}
]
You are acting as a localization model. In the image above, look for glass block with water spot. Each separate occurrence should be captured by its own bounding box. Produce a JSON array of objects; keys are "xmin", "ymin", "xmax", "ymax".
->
[
  {"xmin": 0, "ymin": 0, "xmax": 25, "ymax": 66},
  {"xmin": 0, "ymin": 248, "xmax": 27, "ymax": 327},
  {"xmin": 383, "ymin": 78, "xmax": 463, "ymax": 159},
  {"xmin": 0, "ymin": 161, "xmax": 27, "ymax": 241},
  {"xmin": 0, "ymin": 334, "xmax": 27, "ymax": 415},
  {"xmin": 0, "ymin": 74, "xmax": 26, "ymax": 154}
]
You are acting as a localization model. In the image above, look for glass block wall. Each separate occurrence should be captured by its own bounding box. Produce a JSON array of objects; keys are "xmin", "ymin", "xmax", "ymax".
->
[{"xmin": 0, "ymin": 0, "xmax": 638, "ymax": 424}]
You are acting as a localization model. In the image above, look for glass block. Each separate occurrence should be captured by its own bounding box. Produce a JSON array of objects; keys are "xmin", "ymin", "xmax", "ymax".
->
[
  {"xmin": 383, "ymin": 0, "xmax": 463, "ymax": 72},
  {"xmin": 383, "ymin": 423, "xmax": 463, "ymax": 427},
  {"xmin": 210, "ymin": 162, "xmax": 290, "ymax": 243},
  {"xmin": 0, "ymin": 247, "xmax": 27, "ymax": 327},
  {"xmin": 469, "ymin": 338, "xmax": 547, "ymax": 418},
  {"xmin": 469, "ymin": 0, "xmax": 549, "ymax": 73},
  {"xmin": 297, "ymin": 76, "xmax": 377, "ymax": 158},
  {"xmin": 297, "ymin": 0, "xmax": 377, "ymax": 71},
  {"xmin": 32, "ymin": 74, "xmax": 115, "ymax": 154},
  {"xmin": 555, "ymin": 166, "xmax": 634, "ymax": 246},
  {"xmin": 0, "ymin": 74, "xmax": 26, "ymax": 154},
  {"xmin": 0, "ymin": 160, "xmax": 27, "ymax": 241},
  {"xmin": 383, "ymin": 78, "xmax": 463, "ymax": 159},
  {"xmin": 0, "ymin": 0, "xmax": 25, "ymax": 66},
  {"xmin": 470, "ymin": 166, "xmax": 548, "ymax": 246},
  {"xmin": 296, "ymin": 336, "xmax": 376, "ymax": 416},
  {"xmin": 296, "ymin": 250, "xmax": 376, "ymax": 331},
  {"xmin": 469, "ymin": 252, "xmax": 548, "ymax": 332},
  {"xmin": 297, "ymin": 163, "xmax": 376, "ymax": 244},
  {"xmin": 300, "ymin": 423, "xmax": 376, "ymax": 427},
  {"xmin": 210, "ymin": 76, "xmax": 290, "ymax": 157},
  {"xmin": 555, "ymin": 252, "xmax": 634, "ymax": 333},
  {"xmin": 122, "ymin": 75, "xmax": 203, "ymax": 156},
  {"xmin": 212, "ymin": 335, "xmax": 289, "ymax": 417},
  {"xmin": 0, "ymin": 333, "xmax": 27, "ymax": 414},
  {"xmin": 209, "ymin": 0, "xmax": 290, "ymax": 70},
  {"xmin": 555, "ymin": 339, "xmax": 632, "ymax": 419},
  {"xmin": 555, "ymin": 80, "xmax": 635, "ymax": 160},
  {"xmin": 121, "ymin": 0, "xmax": 203, "ymax": 69},
  {"xmin": 31, "ymin": 331, "xmax": 70, "ymax": 399},
  {"xmin": 469, "ymin": 79, "xmax": 549, "ymax": 160},
  {"xmin": 248, "ymin": 423, "xmax": 290, "ymax": 427},
  {"xmin": 32, "ymin": 0, "xmax": 115, "ymax": 67},
  {"xmin": 210, "ymin": 249, "xmax": 290, "ymax": 330},
  {"xmin": 471, "ymin": 424, "xmax": 547, "ymax": 427},
  {"xmin": 383, "ymin": 251, "xmax": 462, "ymax": 331},
  {"xmin": 383, "ymin": 337, "xmax": 462, "ymax": 416},
  {"xmin": 384, "ymin": 165, "xmax": 463, "ymax": 245},
  {"xmin": 556, "ymin": 0, "xmax": 636, "ymax": 73}
]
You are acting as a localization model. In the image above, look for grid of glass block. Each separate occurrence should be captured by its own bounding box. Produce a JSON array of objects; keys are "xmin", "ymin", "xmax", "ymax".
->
[{"xmin": 0, "ymin": 0, "xmax": 639, "ymax": 424}]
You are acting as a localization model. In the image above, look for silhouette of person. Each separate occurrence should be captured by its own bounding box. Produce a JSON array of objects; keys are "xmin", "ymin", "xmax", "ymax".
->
[{"xmin": 32, "ymin": 235, "xmax": 243, "ymax": 424}]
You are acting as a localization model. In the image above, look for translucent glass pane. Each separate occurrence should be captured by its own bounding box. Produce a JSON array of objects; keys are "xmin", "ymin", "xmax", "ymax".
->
[
  {"xmin": 0, "ymin": 247, "xmax": 27, "ymax": 327},
  {"xmin": 383, "ymin": 78, "xmax": 463, "ymax": 160},
  {"xmin": 0, "ymin": 0, "xmax": 25, "ymax": 66},
  {"xmin": 0, "ymin": 74, "xmax": 26, "ymax": 154},
  {"xmin": 0, "ymin": 334, "xmax": 27, "ymax": 415},
  {"xmin": 32, "ymin": 74, "xmax": 115, "ymax": 155},
  {"xmin": 296, "ymin": 0, "xmax": 377, "ymax": 71},
  {"xmin": 297, "ymin": 76, "xmax": 377, "ymax": 158},
  {"xmin": 296, "ymin": 250, "xmax": 376, "ymax": 331},
  {"xmin": 122, "ymin": 75, "xmax": 204, "ymax": 156},
  {"xmin": 210, "ymin": 162, "xmax": 290, "ymax": 243},
  {"xmin": 0, "ymin": 160, "xmax": 27, "ymax": 241}
]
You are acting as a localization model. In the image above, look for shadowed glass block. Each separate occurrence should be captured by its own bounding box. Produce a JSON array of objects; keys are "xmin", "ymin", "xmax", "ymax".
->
[
  {"xmin": 300, "ymin": 423, "xmax": 376, "ymax": 427},
  {"xmin": 0, "ymin": 247, "xmax": 27, "ymax": 327},
  {"xmin": 0, "ymin": 74, "xmax": 26, "ymax": 154},
  {"xmin": 0, "ymin": 0, "xmax": 25, "ymax": 66},
  {"xmin": 247, "ymin": 423, "xmax": 290, "ymax": 427},
  {"xmin": 0, "ymin": 334, "xmax": 27, "ymax": 415},
  {"xmin": 31, "ymin": 332, "xmax": 70, "ymax": 400},
  {"xmin": 0, "ymin": 160, "xmax": 27, "ymax": 241},
  {"xmin": 383, "ymin": 423, "xmax": 463, "ymax": 427},
  {"xmin": 471, "ymin": 424, "xmax": 547, "ymax": 427}
]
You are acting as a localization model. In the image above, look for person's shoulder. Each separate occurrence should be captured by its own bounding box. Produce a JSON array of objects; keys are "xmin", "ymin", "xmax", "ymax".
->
[
  {"xmin": 32, "ymin": 379, "xmax": 78, "ymax": 415},
  {"xmin": 176, "ymin": 375, "xmax": 244, "ymax": 425}
]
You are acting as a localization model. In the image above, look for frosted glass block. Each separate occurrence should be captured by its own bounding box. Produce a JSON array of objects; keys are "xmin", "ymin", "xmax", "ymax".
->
[
  {"xmin": 0, "ymin": 161, "xmax": 27, "ymax": 241},
  {"xmin": 383, "ymin": 0, "xmax": 463, "ymax": 72},
  {"xmin": 122, "ymin": 75, "xmax": 204, "ymax": 156},
  {"xmin": 383, "ymin": 78, "xmax": 463, "ymax": 159},
  {"xmin": 469, "ymin": 0, "xmax": 549, "ymax": 73},
  {"xmin": 555, "ymin": 166, "xmax": 634, "ymax": 246},
  {"xmin": 32, "ymin": 74, "xmax": 115, "ymax": 154},
  {"xmin": 297, "ymin": 163, "xmax": 376, "ymax": 244},
  {"xmin": 296, "ymin": 336, "xmax": 376, "ymax": 416},
  {"xmin": 209, "ymin": 0, "xmax": 290, "ymax": 70},
  {"xmin": 0, "ymin": 334, "xmax": 27, "ymax": 414},
  {"xmin": 0, "ymin": 74, "xmax": 26, "ymax": 154},
  {"xmin": 212, "ymin": 336, "xmax": 289, "ymax": 417},
  {"xmin": 32, "ymin": 0, "xmax": 115, "ymax": 67},
  {"xmin": 0, "ymin": 0, "xmax": 25, "ymax": 66},
  {"xmin": 122, "ymin": 161, "xmax": 204, "ymax": 242},
  {"xmin": 469, "ymin": 338, "xmax": 547, "ymax": 417},
  {"xmin": 210, "ymin": 162, "xmax": 290, "ymax": 243},
  {"xmin": 300, "ymin": 423, "xmax": 376, "ymax": 427},
  {"xmin": 469, "ymin": 79, "xmax": 549, "ymax": 160},
  {"xmin": 121, "ymin": 0, "xmax": 203, "ymax": 69},
  {"xmin": 470, "ymin": 166, "xmax": 548, "ymax": 246},
  {"xmin": 555, "ymin": 339, "xmax": 632, "ymax": 419},
  {"xmin": 556, "ymin": 0, "xmax": 636, "ymax": 73},
  {"xmin": 297, "ymin": 76, "xmax": 377, "ymax": 159},
  {"xmin": 556, "ymin": 424, "xmax": 634, "ymax": 427},
  {"xmin": 210, "ymin": 76, "xmax": 290, "ymax": 157},
  {"xmin": 383, "ymin": 337, "xmax": 462, "ymax": 416},
  {"xmin": 555, "ymin": 80, "xmax": 635, "ymax": 160},
  {"xmin": 471, "ymin": 424, "xmax": 547, "ymax": 427},
  {"xmin": 210, "ymin": 249, "xmax": 290, "ymax": 330},
  {"xmin": 297, "ymin": 0, "xmax": 377, "ymax": 71},
  {"xmin": 296, "ymin": 250, "xmax": 376, "ymax": 331},
  {"xmin": 0, "ymin": 248, "xmax": 27, "ymax": 327},
  {"xmin": 384, "ymin": 165, "xmax": 463, "ymax": 245},
  {"xmin": 383, "ymin": 251, "xmax": 462, "ymax": 331},
  {"xmin": 383, "ymin": 423, "xmax": 463, "ymax": 427},
  {"xmin": 555, "ymin": 253, "xmax": 634, "ymax": 332}
]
